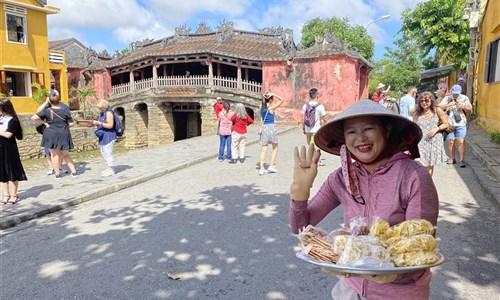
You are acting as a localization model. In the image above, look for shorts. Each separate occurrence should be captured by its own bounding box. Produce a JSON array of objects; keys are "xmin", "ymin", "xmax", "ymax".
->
[
  {"xmin": 44, "ymin": 147, "xmax": 50, "ymax": 157},
  {"xmin": 259, "ymin": 124, "xmax": 278, "ymax": 145},
  {"xmin": 447, "ymin": 125, "xmax": 467, "ymax": 140}
]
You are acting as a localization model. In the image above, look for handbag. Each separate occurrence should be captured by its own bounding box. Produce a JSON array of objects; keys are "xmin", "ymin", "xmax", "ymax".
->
[
  {"xmin": 453, "ymin": 111, "xmax": 462, "ymax": 122},
  {"xmin": 35, "ymin": 124, "xmax": 45, "ymax": 134},
  {"xmin": 94, "ymin": 128, "xmax": 105, "ymax": 138},
  {"xmin": 259, "ymin": 108, "xmax": 269, "ymax": 136}
]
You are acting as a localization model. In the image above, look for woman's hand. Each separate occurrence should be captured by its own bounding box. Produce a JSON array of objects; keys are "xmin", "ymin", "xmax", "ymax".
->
[
  {"xmin": 290, "ymin": 143, "xmax": 320, "ymax": 201},
  {"xmin": 322, "ymin": 269, "xmax": 397, "ymax": 284},
  {"xmin": 427, "ymin": 127, "xmax": 439, "ymax": 138}
]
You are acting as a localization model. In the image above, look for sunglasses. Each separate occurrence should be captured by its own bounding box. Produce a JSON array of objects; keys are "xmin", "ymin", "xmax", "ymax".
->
[{"xmin": 420, "ymin": 99, "xmax": 430, "ymax": 103}]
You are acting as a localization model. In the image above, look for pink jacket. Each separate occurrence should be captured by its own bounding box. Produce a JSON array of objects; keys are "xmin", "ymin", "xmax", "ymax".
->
[
  {"xmin": 289, "ymin": 152, "xmax": 439, "ymax": 300},
  {"xmin": 218, "ymin": 111, "xmax": 234, "ymax": 136}
]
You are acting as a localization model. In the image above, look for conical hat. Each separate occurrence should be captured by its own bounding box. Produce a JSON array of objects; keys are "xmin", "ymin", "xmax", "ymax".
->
[{"xmin": 314, "ymin": 99, "xmax": 422, "ymax": 157}]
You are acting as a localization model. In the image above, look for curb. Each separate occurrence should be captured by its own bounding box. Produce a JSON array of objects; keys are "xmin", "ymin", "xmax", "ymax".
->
[{"xmin": 0, "ymin": 127, "xmax": 298, "ymax": 230}]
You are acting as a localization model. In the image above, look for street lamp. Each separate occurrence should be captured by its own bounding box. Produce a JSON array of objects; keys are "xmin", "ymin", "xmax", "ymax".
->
[{"xmin": 366, "ymin": 15, "xmax": 391, "ymax": 29}]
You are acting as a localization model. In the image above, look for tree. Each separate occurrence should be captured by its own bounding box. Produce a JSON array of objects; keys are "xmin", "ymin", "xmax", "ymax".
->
[
  {"xmin": 368, "ymin": 38, "xmax": 425, "ymax": 96},
  {"xmin": 400, "ymin": 0, "xmax": 469, "ymax": 68},
  {"xmin": 301, "ymin": 17, "xmax": 375, "ymax": 60}
]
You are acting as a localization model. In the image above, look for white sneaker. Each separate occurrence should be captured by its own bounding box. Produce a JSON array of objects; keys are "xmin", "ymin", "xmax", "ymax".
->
[
  {"xmin": 258, "ymin": 169, "xmax": 267, "ymax": 176},
  {"xmin": 267, "ymin": 166, "xmax": 278, "ymax": 173},
  {"xmin": 101, "ymin": 169, "xmax": 115, "ymax": 177},
  {"xmin": 47, "ymin": 168, "xmax": 55, "ymax": 175}
]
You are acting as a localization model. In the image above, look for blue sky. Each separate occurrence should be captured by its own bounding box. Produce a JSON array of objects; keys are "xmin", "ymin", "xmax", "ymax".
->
[{"xmin": 47, "ymin": 0, "xmax": 424, "ymax": 61}]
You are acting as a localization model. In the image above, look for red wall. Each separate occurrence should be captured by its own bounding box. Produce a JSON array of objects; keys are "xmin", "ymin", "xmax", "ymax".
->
[{"xmin": 262, "ymin": 55, "xmax": 369, "ymax": 122}]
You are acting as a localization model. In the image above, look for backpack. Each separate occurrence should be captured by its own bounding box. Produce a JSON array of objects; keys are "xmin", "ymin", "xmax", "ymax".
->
[
  {"xmin": 112, "ymin": 111, "xmax": 125, "ymax": 137},
  {"xmin": 304, "ymin": 103, "xmax": 319, "ymax": 127}
]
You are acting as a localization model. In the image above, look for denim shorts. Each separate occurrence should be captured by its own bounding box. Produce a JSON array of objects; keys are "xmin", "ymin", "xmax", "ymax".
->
[{"xmin": 447, "ymin": 125, "xmax": 467, "ymax": 139}]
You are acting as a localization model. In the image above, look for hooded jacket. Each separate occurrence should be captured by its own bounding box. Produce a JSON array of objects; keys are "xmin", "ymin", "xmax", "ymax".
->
[{"xmin": 289, "ymin": 152, "xmax": 439, "ymax": 300}]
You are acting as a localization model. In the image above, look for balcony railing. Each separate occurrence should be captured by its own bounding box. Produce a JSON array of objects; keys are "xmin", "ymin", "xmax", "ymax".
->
[
  {"xmin": 49, "ymin": 50, "xmax": 64, "ymax": 64},
  {"xmin": 111, "ymin": 75, "xmax": 262, "ymax": 96}
]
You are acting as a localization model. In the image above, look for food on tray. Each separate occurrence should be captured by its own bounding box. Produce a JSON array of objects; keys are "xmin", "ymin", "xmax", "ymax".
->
[
  {"xmin": 297, "ymin": 225, "xmax": 338, "ymax": 263},
  {"xmin": 335, "ymin": 235, "xmax": 391, "ymax": 266},
  {"xmin": 296, "ymin": 218, "xmax": 440, "ymax": 268}
]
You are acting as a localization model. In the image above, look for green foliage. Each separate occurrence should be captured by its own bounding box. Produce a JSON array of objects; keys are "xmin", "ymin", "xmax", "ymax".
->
[
  {"xmin": 31, "ymin": 82, "xmax": 49, "ymax": 105},
  {"xmin": 0, "ymin": 92, "xmax": 6, "ymax": 98},
  {"xmin": 400, "ymin": 0, "xmax": 469, "ymax": 68},
  {"xmin": 491, "ymin": 131, "xmax": 500, "ymax": 144},
  {"xmin": 69, "ymin": 86, "xmax": 98, "ymax": 117},
  {"xmin": 368, "ymin": 38, "xmax": 424, "ymax": 97},
  {"xmin": 301, "ymin": 17, "xmax": 375, "ymax": 60}
]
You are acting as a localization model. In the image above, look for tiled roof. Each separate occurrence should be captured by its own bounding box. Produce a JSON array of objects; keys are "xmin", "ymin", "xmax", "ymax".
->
[{"xmin": 108, "ymin": 31, "xmax": 289, "ymax": 68}]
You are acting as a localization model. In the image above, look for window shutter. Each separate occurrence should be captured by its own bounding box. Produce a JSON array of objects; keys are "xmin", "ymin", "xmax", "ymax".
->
[{"xmin": 484, "ymin": 42, "xmax": 492, "ymax": 83}]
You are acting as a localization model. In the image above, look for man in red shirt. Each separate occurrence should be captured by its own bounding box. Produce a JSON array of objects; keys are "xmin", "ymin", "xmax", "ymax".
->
[
  {"xmin": 214, "ymin": 97, "xmax": 224, "ymax": 134},
  {"xmin": 372, "ymin": 83, "xmax": 387, "ymax": 103},
  {"xmin": 214, "ymin": 97, "xmax": 223, "ymax": 116}
]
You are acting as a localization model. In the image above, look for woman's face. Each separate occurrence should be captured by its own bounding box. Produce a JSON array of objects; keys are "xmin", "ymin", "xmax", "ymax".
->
[
  {"xmin": 419, "ymin": 95, "xmax": 432, "ymax": 109},
  {"xmin": 343, "ymin": 116, "xmax": 391, "ymax": 169}
]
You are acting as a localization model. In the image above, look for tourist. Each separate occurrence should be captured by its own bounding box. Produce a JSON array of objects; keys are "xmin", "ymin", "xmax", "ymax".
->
[
  {"xmin": 37, "ymin": 95, "xmax": 70, "ymax": 175},
  {"xmin": 259, "ymin": 92, "xmax": 285, "ymax": 175},
  {"xmin": 289, "ymin": 99, "xmax": 438, "ymax": 299},
  {"xmin": 371, "ymin": 83, "xmax": 388, "ymax": 105},
  {"xmin": 438, "ymin": 85, "xmax": 472, "ymax": 168},
  {"xmin": 92, "ymin": 99, "xmax": 117, "ymax": 177},
  {"xmin": 214, "ymin": 97, "xmax": 223, "ymax": 134},
  {"xmin": 218, "ymin": 100, "xmax": 234, "ymax": 162},
  {"xmin": 230, "ymin": 103, "xmax": 253, "ymax": 163},
  {"xmin": 31, "ymin": 94, "xmax": 78, "ymax": 178},
  {"xmin": 414, "ymin": 92, "xmax": 449, "ymax": 175},
  {"xmin": 399, "ymin": 87, "xmax": 417, "ymax": 120},
  {"xmin": 302, "ymin": 88, "xmax": 327, "ymax": 146},
  {"xmin": 0, "ymin": 98, "xmax": 27, "ymax": 205}
]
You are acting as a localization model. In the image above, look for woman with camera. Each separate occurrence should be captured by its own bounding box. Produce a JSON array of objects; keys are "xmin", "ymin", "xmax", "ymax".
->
[
  {"xmin": 258, "ymin": 92, "xmax": 285, "ymax": 175},
  {"xmin": 438, "ymin": 85, "xmax": 472, "ymax": 168}
]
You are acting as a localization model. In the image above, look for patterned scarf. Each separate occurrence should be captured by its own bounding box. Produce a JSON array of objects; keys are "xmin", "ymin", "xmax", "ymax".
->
[{"xmin": 340, "ymin": 145, "xmax": 364, "ymax": 204}]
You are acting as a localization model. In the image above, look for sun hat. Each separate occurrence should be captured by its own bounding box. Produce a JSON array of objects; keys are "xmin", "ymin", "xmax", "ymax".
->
[
  {"xmin": 451, "ymin": 85, "xmax": 462, "ymax": 94},
  {"xmin": 216, "ymin": 96, "xmax": 222, "ymax": 101},
  {"xmin": 377, "ymin": 83, "xmax": 386, "ymax": 89},
  {"xmin": 458, "ymin": 77, "xmax": 465, "ymax": 82},
  {"xmin": 314, "ymin": 99, "xmax": 422, "ymax": 158}
]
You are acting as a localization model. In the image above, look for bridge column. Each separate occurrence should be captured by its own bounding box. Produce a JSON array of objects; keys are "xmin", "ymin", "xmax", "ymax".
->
[
  {"xmin": 148, "ymin": 102, "xmax": 174, "ymax": 145},
  {"xmin": 200, "ymin": 100, "xmax": 218, "ymax": 137},
  {"xmin": 152, "ymin": 64, "xmax": 158, "ymax": 87},
  {"xmin": 237, "ymin": 60, "xmax": 242, "ymax": 90},
  {"xmin": 208, "ymin": 61, "xmax": 214, "ymax": 86},
  {"xmin": 129, "ymin": 68, "xmax": 135, "ymax": 92}
]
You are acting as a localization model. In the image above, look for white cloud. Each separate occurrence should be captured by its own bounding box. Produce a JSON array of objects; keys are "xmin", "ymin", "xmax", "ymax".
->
[{"xmin": 46, "ymin": 0, "xmax": 420, "ymax": 54}]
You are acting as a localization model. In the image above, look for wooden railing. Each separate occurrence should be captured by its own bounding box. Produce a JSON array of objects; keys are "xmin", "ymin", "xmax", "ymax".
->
[{"xmin": 111, "ymin": 75, "xmax": 261, "ymax": 96}]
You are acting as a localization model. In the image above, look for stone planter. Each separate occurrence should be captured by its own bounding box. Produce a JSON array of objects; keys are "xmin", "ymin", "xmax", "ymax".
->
[{"xmin": 78, "ymin": 119, "xmax": 94, "ymax": 127}]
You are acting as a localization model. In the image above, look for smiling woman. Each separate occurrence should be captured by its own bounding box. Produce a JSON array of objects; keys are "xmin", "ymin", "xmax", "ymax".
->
[{"xmin": 289, "ymin": 99, "xmax": 440, "ymax": 299}]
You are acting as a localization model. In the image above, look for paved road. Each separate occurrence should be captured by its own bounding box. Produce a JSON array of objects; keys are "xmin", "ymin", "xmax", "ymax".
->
[{"xmin": 0, "ymin": 129, "xmax": 498, "ymax": 299}]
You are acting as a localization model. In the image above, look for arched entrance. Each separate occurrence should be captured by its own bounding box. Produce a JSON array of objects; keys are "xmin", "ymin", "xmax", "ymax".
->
[{"xmin": 172, "ymin": 102, "xmax": 201, "ymax": 141}]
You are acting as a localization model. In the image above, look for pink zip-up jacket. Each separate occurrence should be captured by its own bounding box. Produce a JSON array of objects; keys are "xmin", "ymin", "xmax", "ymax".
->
[{"xmin": 289, "ymin": 152, "xmax": 439, "ymax": 300}]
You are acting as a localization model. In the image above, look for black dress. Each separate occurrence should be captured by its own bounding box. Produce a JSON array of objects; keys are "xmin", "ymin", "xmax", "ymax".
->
[
  {"xmin": 37, "ymin": 107, "xmax": 74, "ymax": 150},
  {"xmin": 0, "ymin": 117, "xmax": 27, "ymax": 182}
]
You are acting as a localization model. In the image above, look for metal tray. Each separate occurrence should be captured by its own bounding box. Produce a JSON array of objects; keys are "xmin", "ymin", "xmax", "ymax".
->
[{"xmin": 296, "ymin": 252, "xmax": 445, "ymax": 275}]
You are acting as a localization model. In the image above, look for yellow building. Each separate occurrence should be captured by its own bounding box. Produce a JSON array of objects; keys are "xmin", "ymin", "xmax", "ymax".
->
[
  {"xmin": 474, "ymin": 0, "xmax": 500, "ymax": 132},
  {"xmin": 0, "ymin": 0, "xmax": 66, "ymax": 113}
]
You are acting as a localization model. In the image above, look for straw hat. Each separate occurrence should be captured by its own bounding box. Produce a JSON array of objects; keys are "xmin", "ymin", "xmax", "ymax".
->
[
  {"xmin": 377, "ymin": 83, "xmax": 386, "ymax": 89},
  {"xmin": 314, "ymin": 99, "xmax": 422, "ymax": 157}
]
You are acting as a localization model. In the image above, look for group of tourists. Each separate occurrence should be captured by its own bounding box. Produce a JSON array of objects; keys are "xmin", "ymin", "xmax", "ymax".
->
[
  {"xmin": 0, "ymin": 90, "xmax": 120, "ymax": 205},
  {"xmin": 372, "ymin": 81, "xmax": 473, "ymax": 173}
]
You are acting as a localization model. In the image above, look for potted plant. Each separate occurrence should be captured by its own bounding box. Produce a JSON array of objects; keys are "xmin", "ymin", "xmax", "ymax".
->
[
  {"xmin": 70, "ymin": 86, "xmax": 98, "ymax": 127},
  {"xmin": 31, "ymin": 82, "xmax": 49, "ymax": 105}
]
